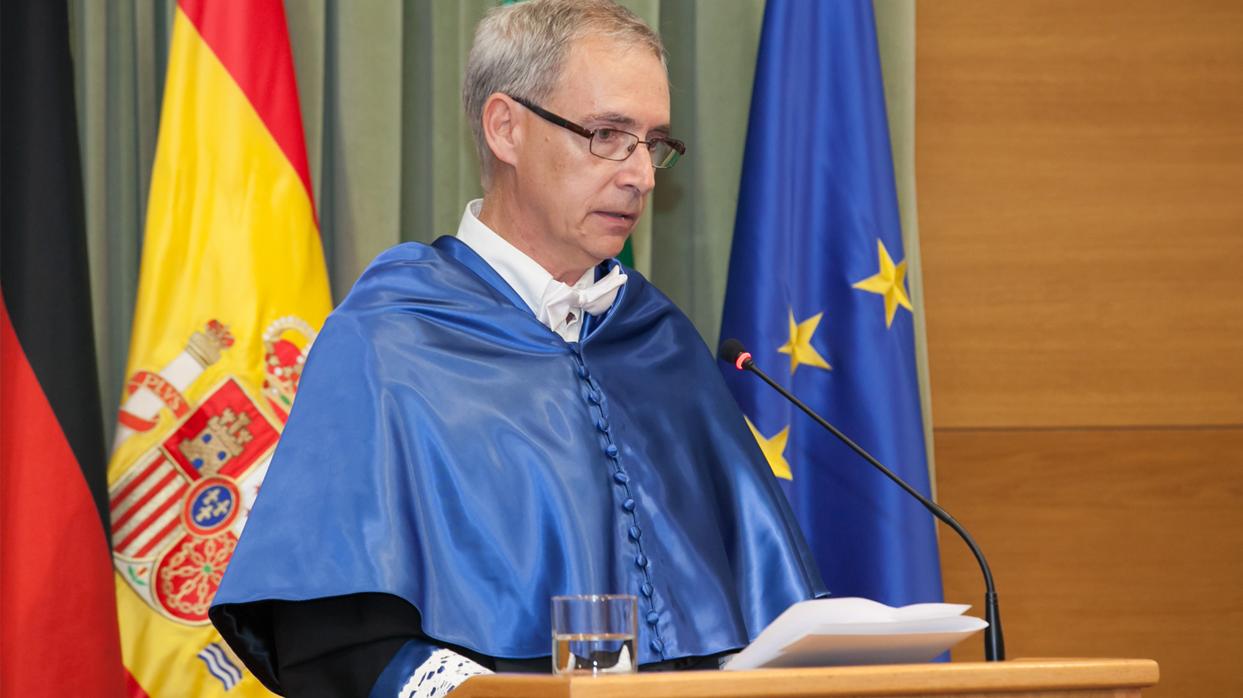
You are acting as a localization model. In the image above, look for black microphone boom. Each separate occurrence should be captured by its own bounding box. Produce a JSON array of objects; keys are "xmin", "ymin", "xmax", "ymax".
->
[{"xmin": 719, "ymin": 338, "xmax": 1005, "ymax": 661}]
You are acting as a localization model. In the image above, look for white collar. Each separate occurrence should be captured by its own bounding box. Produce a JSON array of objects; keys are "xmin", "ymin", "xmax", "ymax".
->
[
  {"xmin": 454, "ymin": 200, "xmax": 627, "ymax": 341},
  {"xmin": 455, "ymin": 199, "xmax": 589, "ymax": 315}
]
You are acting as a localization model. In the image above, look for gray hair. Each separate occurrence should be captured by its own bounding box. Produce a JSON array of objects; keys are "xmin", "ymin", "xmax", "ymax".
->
[{"xmin": 463, "ymin": 0, "xmax": 666, "ymax": 188}]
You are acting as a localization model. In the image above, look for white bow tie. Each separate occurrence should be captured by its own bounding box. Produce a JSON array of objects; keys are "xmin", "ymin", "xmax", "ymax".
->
[{"xmin": 538, "ymin": 266, "xmax": 628, "ymax": 332}]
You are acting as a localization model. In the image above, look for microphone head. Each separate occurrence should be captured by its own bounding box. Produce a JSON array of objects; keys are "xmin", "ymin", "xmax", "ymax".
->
[{"xmin": 718, "ymin": 338, "xmax": 748, "ymax": 364}]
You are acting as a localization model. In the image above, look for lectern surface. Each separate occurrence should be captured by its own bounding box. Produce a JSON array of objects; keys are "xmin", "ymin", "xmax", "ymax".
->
[{"xmin": 451, "ymin": 658, "xmax": 1159, "ymax": 698}]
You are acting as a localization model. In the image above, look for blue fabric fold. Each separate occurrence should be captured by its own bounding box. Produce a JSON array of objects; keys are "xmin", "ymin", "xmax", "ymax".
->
[{"xmin": 211, "ymin": 237, "xmax": 825, "ymax": 692}]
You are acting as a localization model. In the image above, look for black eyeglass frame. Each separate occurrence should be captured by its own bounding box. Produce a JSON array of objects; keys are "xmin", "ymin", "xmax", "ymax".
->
[{"xmin": 508, "ymin": 94, "xmax": 686, "ymax": 169}]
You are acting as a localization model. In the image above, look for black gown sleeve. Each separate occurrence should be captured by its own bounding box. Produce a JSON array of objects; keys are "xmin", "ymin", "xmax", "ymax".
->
[{"xmin": 267, "ymin": 593, "xmax": 425, "ymax": 697}]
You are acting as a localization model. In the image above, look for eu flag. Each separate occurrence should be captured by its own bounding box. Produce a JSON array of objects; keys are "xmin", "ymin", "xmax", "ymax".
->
[{"xmin": 720, "ymin": 0, "xmax": 942, "ymax": 606}]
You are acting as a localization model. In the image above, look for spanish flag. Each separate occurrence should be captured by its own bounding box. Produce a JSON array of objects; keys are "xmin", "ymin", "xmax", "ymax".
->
[{"xmin": 107, "ymin": 1, "xmax": 331, "ymax": 695}]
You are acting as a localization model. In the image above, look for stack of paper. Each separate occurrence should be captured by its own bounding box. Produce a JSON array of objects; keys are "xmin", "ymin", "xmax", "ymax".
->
[{"xmin": 723, "ymin": 597, "xmax": 988, "ymax": 670}]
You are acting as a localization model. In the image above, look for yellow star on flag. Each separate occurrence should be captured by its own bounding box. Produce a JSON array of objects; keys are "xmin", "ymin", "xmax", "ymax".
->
[
  {"xmin": 851, "ymin": 239, "xmax": 913, "ymax": 328},
  {"xmin": 745, "ymin": 417, "xmax": 792, "ymax": 480},
  {"xmin": 778, "ymin": 309, "xmax": 831, "ymax": 374}
]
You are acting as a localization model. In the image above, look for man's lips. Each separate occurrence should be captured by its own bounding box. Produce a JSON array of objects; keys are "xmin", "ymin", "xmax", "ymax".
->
[{"xmin": 593, "ymin": 210, "xmax": 638, "ymax": 223}]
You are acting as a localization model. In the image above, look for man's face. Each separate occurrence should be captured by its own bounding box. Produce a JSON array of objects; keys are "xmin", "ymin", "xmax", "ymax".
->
[{"xmin": 515, "ymin": 35, "xmax": 670, "ymax": 274}]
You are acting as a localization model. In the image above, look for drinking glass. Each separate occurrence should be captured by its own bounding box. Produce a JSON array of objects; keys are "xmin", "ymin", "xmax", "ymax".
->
[{"xmin": 551, "ymin": 594, "xmax": 638, "ymax": 675}]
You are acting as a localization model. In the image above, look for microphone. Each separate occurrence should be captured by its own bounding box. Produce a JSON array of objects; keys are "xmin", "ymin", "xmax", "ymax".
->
[{"xmin": 719, "ymin": 338, "xmax": 1005, "ymax": 661}]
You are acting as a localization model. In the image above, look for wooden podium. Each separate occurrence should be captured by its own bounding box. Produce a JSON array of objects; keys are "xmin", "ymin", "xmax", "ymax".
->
[{"xmin": 452, "ymin": 658, "xmax": 1158, "ymax": 697}]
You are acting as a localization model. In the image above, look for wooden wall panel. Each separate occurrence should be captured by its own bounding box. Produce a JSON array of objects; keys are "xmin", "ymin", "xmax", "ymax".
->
[
  {"xmin": 917, "ymin": 0, "xmax": 1243, "ymax": 429},
  {"xmin": 934, "ymin": 428, "xmax": 1243, "ymax": 696},
  {"xmin": 916, "ymin": 2, "xmax": 1243, "ymax": 696}
]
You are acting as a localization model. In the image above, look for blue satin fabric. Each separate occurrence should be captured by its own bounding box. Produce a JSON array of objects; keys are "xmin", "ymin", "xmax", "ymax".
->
[{"xmin": 210, "ymin": 237, "xmax": 825, "ymax": 690}]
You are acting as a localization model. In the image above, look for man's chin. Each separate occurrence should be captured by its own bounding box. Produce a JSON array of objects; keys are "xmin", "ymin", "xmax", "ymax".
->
[
  {"xmin": 597, "ymin": 237, "xmax": 631, "ymax": 262},
  {"xmin": 582, "ymin": 222, "xmax": 633, "ymax": 259}
]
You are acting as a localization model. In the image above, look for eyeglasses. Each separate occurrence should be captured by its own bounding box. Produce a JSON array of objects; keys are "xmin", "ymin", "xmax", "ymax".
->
[{"xmin": 509, "ymin": 95, "xmax": 686, "ymax": 169}]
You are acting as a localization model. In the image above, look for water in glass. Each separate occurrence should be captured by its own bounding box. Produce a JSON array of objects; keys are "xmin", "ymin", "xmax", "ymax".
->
[{"xmin": 553, "ymin": 632, "xmax": 636, "ymax": 674}]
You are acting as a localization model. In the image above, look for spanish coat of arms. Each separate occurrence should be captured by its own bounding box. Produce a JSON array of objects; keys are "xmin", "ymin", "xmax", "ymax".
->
[{"xmin": 109, "ymin": 317, "xmax": 316, "ymax": 624}]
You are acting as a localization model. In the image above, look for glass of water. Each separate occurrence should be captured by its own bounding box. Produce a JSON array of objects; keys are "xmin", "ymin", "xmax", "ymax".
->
[{"xmin": 551, "ymin": 594, "xmax": 638, "ymax": 675}]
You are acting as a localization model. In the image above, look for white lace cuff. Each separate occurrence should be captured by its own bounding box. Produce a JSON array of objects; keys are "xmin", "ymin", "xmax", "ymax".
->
[{"xmin": 397, "ymin": 648, "xmax": 492, "ymax": 698}]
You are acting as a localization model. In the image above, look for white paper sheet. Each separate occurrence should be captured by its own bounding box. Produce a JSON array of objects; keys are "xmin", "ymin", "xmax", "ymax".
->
[{"xmin": 723, "ymin": 597, "xmax": 988, "ymax": 670}]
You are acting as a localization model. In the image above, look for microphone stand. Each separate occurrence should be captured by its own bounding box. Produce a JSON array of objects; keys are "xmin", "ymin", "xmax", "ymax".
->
[{"xmin": 729, "ymin": 347, "xmax": 1005, "ymax": 661}]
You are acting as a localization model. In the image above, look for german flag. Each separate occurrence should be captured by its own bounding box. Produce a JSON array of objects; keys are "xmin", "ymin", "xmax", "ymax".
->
[
  {"xmin": 1, "ymin": 1, "xmax": 127, "ymax": 696},
  {"xmin": 106, "ymin": 1, "xmax": 332, "ymax": 695}
]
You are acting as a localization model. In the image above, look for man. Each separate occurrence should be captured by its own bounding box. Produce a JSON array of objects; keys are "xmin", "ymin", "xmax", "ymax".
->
[{"xmin": 210, "ymin": 2, "xmax": 825, "ymax": 696}]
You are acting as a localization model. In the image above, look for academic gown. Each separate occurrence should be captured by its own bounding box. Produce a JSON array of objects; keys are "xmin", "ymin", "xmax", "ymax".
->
[{"xmin": 210, "ymin": 237, "xmax": 826, "ymax": 694}]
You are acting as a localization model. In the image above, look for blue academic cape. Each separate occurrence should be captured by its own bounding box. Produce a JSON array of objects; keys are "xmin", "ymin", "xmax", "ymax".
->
[{"xmin": 210, "ymin": 237, "xmax": 825, "ymax": 689}]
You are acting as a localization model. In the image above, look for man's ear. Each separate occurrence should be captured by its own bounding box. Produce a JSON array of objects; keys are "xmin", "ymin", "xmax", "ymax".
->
[{"xmin": 482, "ymin": 93, "xmax": 522, "ymax": 168}]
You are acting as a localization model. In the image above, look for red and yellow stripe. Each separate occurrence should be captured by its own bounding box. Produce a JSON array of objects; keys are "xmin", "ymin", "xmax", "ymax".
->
[{"xmin": 110, "ymin": 1, "xmax": 330, "ymax": 696}]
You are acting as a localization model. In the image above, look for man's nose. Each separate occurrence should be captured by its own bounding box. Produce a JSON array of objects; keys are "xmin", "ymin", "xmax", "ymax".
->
[{"xmin": 618, "ymin": 144, "xmax": 657, "ymax": 195}]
